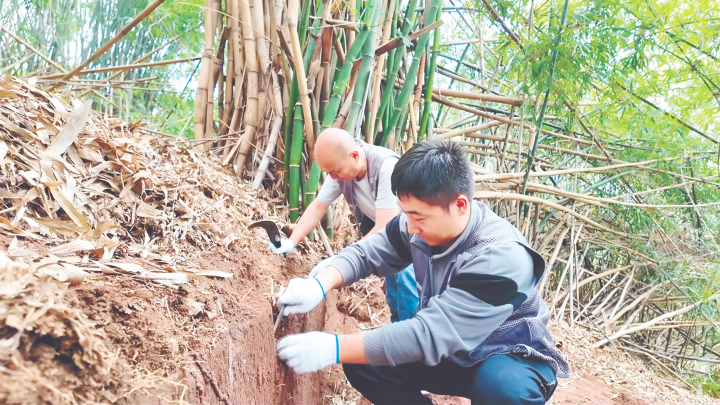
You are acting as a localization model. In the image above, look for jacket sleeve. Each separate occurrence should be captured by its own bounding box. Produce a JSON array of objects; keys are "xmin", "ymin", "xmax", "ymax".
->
[
  {"xmin": 331, "ymin": 214, "xmax": 413, "ymax": 286},
  {"xmin": 362, "ymin": 241, "xmax": 537, "ymax": 367}
]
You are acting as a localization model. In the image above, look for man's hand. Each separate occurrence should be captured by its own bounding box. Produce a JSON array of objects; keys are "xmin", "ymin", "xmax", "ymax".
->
[
  {"xmin": 278, "ymin": 331, "xmax": 338, "ymax": 373},
  {"xmin": 278, "ymin": 277, "xmax": 326, "ymax": 315},
  {"xmin": 308, "ymin": 256, "xmax": 335, "ymax": 277},
  {"xmin": 269, "ymin": 239, "xmax": 295, "ymax": 255}
]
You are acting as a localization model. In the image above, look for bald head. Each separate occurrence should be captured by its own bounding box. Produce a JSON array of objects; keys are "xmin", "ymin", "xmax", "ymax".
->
[
  {"xmin": 314, "ymin": 128, "xmax": 365, "ymax": 181},
  {"xmin": 315, "ymin": 128, "xmax": 358, "ymax": 158}
]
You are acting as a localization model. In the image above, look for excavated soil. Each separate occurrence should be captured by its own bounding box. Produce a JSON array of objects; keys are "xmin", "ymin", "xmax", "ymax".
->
[{"xmin": 68, "ymin": 242, "xmax": 329, "ymax": 404}]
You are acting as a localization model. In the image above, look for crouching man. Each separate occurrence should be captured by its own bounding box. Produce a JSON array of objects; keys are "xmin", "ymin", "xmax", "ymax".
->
[{"xmin": 276, "ymin": 140, "xmax": 568, "ymax": 405}]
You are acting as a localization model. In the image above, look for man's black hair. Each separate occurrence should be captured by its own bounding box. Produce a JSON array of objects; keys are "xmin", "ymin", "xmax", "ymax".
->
[{"xmin": 391, "ymin": 139, "xmax": 474, "ymax": 208}]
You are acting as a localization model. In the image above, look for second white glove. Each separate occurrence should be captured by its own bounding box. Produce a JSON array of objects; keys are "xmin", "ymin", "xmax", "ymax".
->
[
  {"xmin": 277, "ymin": 277, "xmax": 326, "ymax": 316},
  {"xmin": 277, "ymin": 331, "xmax": 338, "ymax": 373}
]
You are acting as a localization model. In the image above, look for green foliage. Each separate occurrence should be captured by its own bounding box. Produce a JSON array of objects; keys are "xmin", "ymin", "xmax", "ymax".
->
[{"xmin": 0, "ymin": 0, "xmax": 205, "ymax": 138}]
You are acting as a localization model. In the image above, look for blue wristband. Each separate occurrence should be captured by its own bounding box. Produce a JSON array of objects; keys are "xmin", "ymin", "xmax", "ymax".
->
[
  {"xmin": 313, "ymin": 277, "xmax": 326, "ymax": 299},
  {"xmin": 335, "ymin": 334, "xmax": 339, "ymax": 364}
]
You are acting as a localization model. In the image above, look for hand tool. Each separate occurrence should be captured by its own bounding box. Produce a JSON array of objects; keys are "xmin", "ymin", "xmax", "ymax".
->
[{"xmin": 248, "ymin": 220, "xmax": 283, "ymax": 249}]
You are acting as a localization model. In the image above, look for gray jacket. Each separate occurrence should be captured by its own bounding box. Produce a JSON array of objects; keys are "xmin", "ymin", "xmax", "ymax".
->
[
  {"xmin": 336, "ymin": 140, "xmax": 399, "ymax": 232},
  {"xmin": 331, "ymin": 201, "xmax": 570, "ymax": 377}
]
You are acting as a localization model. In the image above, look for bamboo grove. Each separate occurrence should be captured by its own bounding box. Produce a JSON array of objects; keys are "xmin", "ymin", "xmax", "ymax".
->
[{"xmin": 2, "ymin": 0, "xmax": 720, "ymax": 394}]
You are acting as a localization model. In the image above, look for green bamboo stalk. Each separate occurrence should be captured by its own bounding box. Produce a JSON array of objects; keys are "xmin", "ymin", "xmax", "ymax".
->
[
  {"xmin": 381, "ymin": 0, "xmax": 443, "ymax": 147},
  {"xmin": 289, "ymin": 105, "xmax": 304, "ymax": 222},
  {"xmin": 320, "ymin": 29, "xmax": 371, "ymax": 130},
  {"xmin": 284, "ymin": 3, "xmax": 324, "ymax": 192},
  {"xmin": 345, "ymin": 0, "xmax": 383, "ymax": 133},
  {"xmin": 418, "ymin": 18, "xmax": 440, "ymax": 139},
  {"xmin": 372, "ymin": 0, "xmax": 420, "ymax": 143}
]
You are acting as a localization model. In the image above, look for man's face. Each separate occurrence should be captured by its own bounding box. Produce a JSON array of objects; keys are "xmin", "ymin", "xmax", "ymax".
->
[
  {"xmin": 317, "ymin": 150, "xmax": 361, "ymax": 182},
  {"xmin": 398, "ymin": 195, "xmax": 468, "ymax": 247}
]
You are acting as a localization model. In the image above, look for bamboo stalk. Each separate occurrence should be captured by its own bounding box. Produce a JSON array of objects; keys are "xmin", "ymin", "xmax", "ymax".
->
[
  {"xmin": 538, "ymin": 226, "xmax": 569, "ymax": 296},
  {"xmin": 345, "ymin": 0, "xmax": 383, "ymax": 134},
  {"xmin": 371, "ymin": 0, "xmax": 420, "ymax": 143},
  {"xmin": 230, "ymin": 0, "xmax": 260, "ymax": 174},
  {"xmin": 592, "ymin": 294, "xmax": 720, "ymax": 348},
  {"xmin": 39, "ymin": 57, "xmax": 200, "ymax": 79},
  {"xmin": 287, "ymin": 0, "xmax": 316, "ymax": 158},
  {"xmin": 474, "ymin": 191, "xmax": 625, "ymax": 236},
  {"xmin": 418, "ymin": 22, "xmax": 439, "ymax": 139},
  {"xmin": 380, "ymin": 0, "xmax": 442, "ymax": 146},
  {"xmin": 48, "ymin": 0, "xmax": 165, "ymax": 90},
  {"xmin": 366, "ymin": 0, "xmax": 397, "ymax": 142},
  {"xmin": 194, "ymin": 0, "xmax": 215, "ymax": 144},
  {"xmin": 288, "ymin": 105, "xmax": 304, "ymax": 222}
]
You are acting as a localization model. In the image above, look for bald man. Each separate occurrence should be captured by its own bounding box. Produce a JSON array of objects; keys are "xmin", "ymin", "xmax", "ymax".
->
[{"xmin": 269, "ymin": 128, "xmax": 419, "ymax": 322}]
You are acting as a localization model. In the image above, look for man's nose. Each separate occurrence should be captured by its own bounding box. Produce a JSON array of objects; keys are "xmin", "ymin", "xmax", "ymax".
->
[{"xmin": 406, "ymin": 218, "xmax": 421, "ymax": 235}]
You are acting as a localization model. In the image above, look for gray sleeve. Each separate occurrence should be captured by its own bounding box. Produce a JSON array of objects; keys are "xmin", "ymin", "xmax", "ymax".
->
[
  {"xmin": 317, "ymin": 177, "xmax": 342, "ymax": 204},
  {"xmin": 374, "ymin": 158, "xmax": 399, "ymax": 210},
  {"xmin": 331, "ymin": 214, "xmax": 412, "ymax": 285},
  {"xmin": 362, "ymin": 241, "xmax": 537, "ymax": 367}
]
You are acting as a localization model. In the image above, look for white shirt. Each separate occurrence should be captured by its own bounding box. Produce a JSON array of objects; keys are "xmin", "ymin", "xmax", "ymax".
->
[{"xmin": 316, "ymin": 158, "xmax": 398, "ymax": 221}]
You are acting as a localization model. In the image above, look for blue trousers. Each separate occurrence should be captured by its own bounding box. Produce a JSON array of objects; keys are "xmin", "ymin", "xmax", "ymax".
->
[
  {"xmin": 344, "ymin": 354, "xmax": 557, "ymax": 405},
  {"xmin": 386, "ymin": 265, "xmax": 419, "ymax": 322},
  {"xmin": 359, "ymin": 216, "xmax": 419, "ymax": 323}
]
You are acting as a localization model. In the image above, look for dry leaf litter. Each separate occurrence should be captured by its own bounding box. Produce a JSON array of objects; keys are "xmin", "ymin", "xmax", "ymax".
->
[{"xmin": 0, "ymin": 74, "xmax": 298, "ymax": 403}]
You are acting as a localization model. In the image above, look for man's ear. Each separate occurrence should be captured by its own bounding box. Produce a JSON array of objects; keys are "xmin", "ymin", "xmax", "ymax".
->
[
  {"xmin": 350, "ymin": 150, "xmax": 360, "ymax": 161},
  {"xmin": 455, "ymin": 194, "xmax": 470, "ymax": 215}
]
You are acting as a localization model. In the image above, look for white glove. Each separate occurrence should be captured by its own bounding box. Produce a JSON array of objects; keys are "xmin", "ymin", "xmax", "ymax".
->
[
  {"xmin": 277, "ymin": 331, "xmax": 338, "ymax": 373},
  {"xmin": 309, "ymin": 256, "xmax": 335, "ymax": 278},
  {"xmin": 278, "ymin": 277, "xmax": 326, "ymax": 316},
  {"xmin": 269, "ymin": 238, "xmax": 295, "ymax": 255}
]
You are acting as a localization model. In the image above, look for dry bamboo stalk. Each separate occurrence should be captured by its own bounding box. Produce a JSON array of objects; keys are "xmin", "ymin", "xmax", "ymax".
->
[
  {"xmin": 316, "ymin": 223, "xmax": 335, "ymax": 256},
  {"xmin": 252, "ymin": 0, "xmax": 271, "ymax": 127},
  {"xmin": 0, "ymin": 27, "xmax": 133, "ymax": 105},
  {"xmin": 574, "ymin": 273, "xmax": 620, "ymax": 321},
  {"xmin": 554, "ymin": 264, "xmax": 639, "ymax": 305},
  {"xmin": 77, "ymin": 29, "xmax": 191, "ymax": 96},
  {"xmin": 538, "ymin": 226, "xmax": 569, "ymax": 296},
  {"xmin": 474, "ymin": 191, "xmax": 625, "ymax": 236},
  {"xmin": 230, "ymin": 0, "xmax": 260, "ymax": 174},
  {"xmin": 48, "ymin": 0, "xmax": 165, "ymax": 90},
  {"xmin": 287, "ymin": 0, "xmax": 316, "ymax": 158},
  {"xmin": 590, "ymin": 287, "xmax": 620, "ymax": 317},
  {"xmin": 1, "ymin": 27, "xmax": 66, "ymax": 72},
  {"xmin": 374, "ymin": 20, "xmax": 443, "ymax": 56},
  {"xmin": 437, "ymin": 121, "xmax": 504, "ymax": 139},
  {"xmin": 610, "ymin": 284, "xmax": 661, "ymax": 325},
  {"xmin": 39, "ymin": 57, "xmax": 200, "ymax": 79},
  {"xmin": 434, "ymin": 88, "xmax": 525, "ymax": 106},
  {"xmin": 431, "ymin": 93, "xmax": 535, "ymax": 132},
  {"xmin": 609, "ymin": 265, "xmax": 636, "ymax": 320},
  {"xmin": 475, "ymin": 157, "xmax": 670, "ymax": 182},
  {"xmin": 194, "ymin": 0, "xmax": 215, "ymax": 144},
  {"xmin": 437, "ymin": 66, "xmax": 499, "ymax": 95},
  {"xmin": 205, "ymin": 10, "xmax": 225, "ymax": 151},
  {"xmin": 223, "ymin": 0, "xmax": 245, "ymax": 162},
  {"xmin": 592, "ymin": 294, "xmax": 720, "ymax": 348},
  {"xmin": 251, "ymin": 69, "xmax": 285, "ymax": 188},
  {"xmin": 367, "ymin": 0, "xmax": 397, "ymax": 142},
  {"xmin": 251, "ymin": 116, "xmax": 283, "ymax": 188},
  {"xmin": 221, "ymin": 5, "xmax": 236, "ymax": 138},
  {"xmin": 456, "ymin": 130, "xmax": 609, "ymax": 161}
]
